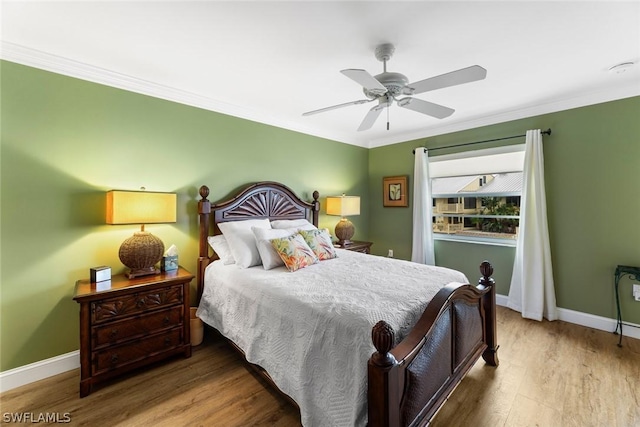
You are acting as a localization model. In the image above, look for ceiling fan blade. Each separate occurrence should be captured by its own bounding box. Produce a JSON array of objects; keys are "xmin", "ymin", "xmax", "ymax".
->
[
  {"xmin": 397, "ymin": 97, "xmax": 454, "ymax": 119},
  {"xmin": 405, "ymin": 65, "xmax": 487, "ymax": 95},
  {"xmin": 302, "ymin": 98, "xmax": 375, "ymax": 116},
  {"xmin": 357, "ymin": 104, "xmax": 385, "ymax": 131},
  {"xmin": 341, "ymin": 69, "xmax": 388, "ymax": 95}
]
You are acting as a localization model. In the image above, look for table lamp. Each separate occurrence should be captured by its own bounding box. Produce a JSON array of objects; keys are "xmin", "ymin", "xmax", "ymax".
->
[
  {"xmin": 326, "ymin": 194, "xmax": 360, "ymax": 246},
  {"xmin": 106, "ymin": 190, "xmax": 177, "ymax": 278}
]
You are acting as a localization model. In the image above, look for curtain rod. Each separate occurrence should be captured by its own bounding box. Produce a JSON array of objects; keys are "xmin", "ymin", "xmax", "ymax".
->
[{"xmin": 412, "ymin": 128, "xmax": 552, "ymax": 154}]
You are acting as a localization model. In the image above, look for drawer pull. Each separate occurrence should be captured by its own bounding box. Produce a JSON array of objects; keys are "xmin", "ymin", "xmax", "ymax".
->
[
  {"xmin": 164, "ymin": 337, "xmax": 172, "ymax": 346},
  {"xmin": 136, "ymin": 299, "xmax": 145, "ymax": 308},
  {"xmin": 163, "ymin": 316, "xmax": 170, "ymax": 325},
  {"xmin": 111, "ymin": 354, "xmax": 119, "ymax": 364},
  {"xmin": 110, "ymin": 329, "xmax": 118, "ymax": 338}
]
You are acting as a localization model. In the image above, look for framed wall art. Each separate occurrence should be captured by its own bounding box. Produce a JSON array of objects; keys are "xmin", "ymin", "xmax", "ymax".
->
[{"xmin": 383, "ymin": 175, "xmax": 408, "ymax": 207}]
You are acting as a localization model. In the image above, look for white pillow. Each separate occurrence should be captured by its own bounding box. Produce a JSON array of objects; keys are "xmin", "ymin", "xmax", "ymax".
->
[
  {"xmin": 270, "ymin": 219, "xmax": 317, "ymax": 231},
  {"xmin": 206, "ymin": 235, "xmax": 235, "ymax": 265},
  {"xmin": 218, "ymin": 219, "xmax": 271, "ymax": 268},
  {"xmin": 252, "ymin": 227, "xmax": 298, "ymax": 270}
]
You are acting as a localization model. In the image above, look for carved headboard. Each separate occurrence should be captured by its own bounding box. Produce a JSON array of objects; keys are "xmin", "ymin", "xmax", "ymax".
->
[{"xmin": 196, "ymin": 181, "xmax": 320, "ymax": 300}]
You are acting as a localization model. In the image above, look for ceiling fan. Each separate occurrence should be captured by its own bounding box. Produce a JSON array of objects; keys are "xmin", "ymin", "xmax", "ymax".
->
[{"xmin": 302, "ymin": 43, "xmax": 487, "ymax": 131}]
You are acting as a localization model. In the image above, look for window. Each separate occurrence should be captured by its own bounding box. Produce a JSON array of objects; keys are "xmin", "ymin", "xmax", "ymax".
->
[
  {"xmin": 429, "ymin": 145, "xmax": 524, "ymax": 246},
  {"xmin": 464, "ymin": 197, "xmax": 477, "ymax": 209},
  {"xmin": 505, "ymin": 196, "xmax": 520, "ymax": 207}
]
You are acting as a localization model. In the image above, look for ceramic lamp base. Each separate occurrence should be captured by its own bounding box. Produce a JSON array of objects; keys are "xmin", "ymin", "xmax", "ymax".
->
[{"xmin": 335, "ymin": 218, "xmax": 355, "ymax": 246}]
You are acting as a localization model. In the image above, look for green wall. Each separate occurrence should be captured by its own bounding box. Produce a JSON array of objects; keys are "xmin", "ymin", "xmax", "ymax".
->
[
  {"xmin": 369, "ymin": 96, "xmax": 640, "ymax": 324},
  {"xmin": 0, "ymin": 61, "xmax": 369, "ymax": 371},
  {"xmin": 2, "ymin": 59, "xmax": 639, "ymax": 373}
]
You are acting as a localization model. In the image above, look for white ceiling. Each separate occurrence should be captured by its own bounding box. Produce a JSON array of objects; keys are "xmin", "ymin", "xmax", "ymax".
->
[{"xmin": 2, "ymin": 1, "xmax": 639, "ymax": 148}]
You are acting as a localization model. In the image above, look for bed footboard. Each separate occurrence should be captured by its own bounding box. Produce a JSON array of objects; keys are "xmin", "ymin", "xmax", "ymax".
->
[{"xmin": 368, "ymin": 261, "xmax": 498, "ymax": 427}]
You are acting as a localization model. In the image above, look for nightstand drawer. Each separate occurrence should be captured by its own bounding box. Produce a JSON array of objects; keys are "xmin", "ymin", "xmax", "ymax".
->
[
  {"xmin": 92, "ymin": 285, "xmax": 183, "ymax": 323},
  {"xmin": 94, "ymin": 328, "xmax": 183, "ymax": 374},
  {"xmin": 93, "ymin": 306, "xmax": 183, "ymax": 348}
]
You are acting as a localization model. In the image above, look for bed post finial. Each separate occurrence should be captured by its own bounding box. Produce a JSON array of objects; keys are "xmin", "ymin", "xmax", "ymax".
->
[
  {"xmin": 199, "ymin": 185, "xmax": 210, "ymax": 201},
  {"xmin": 371, "ymin": 321, "xmax": 397, "ymax": 367},
  {"xmin": 369, "ymin": 321, "xmax": 399, "ymax": 426},
  {"xmin": 311, "ymin": 190, "xmax": 320, "ymax": 228},
  {"xmin": 478, "ymin": 260, "xmax": 499, "ymax": 367},
  {"xmin": 479, "ymin": 260, "xmax": 494, "ymax": 284},
  {"xmin": 197, "ymin": 185, "xmax": 212, "ymax": 302}
]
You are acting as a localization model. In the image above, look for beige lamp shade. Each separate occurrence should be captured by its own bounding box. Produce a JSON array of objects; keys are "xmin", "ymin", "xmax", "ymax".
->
[
  {"xmin": 326, "ymin": 195, "xmax": 360, "ymax": 246},
  {"xmin": 107, "ymin": 191, "xmax": 177, "ymax": 224},
  {"xmin": 106, "ymin": 190, "xmax": 177, "ymax": 279},
  {"xmin": 326, "ymin": 196, "xmax": 360, "ymax": 217}
]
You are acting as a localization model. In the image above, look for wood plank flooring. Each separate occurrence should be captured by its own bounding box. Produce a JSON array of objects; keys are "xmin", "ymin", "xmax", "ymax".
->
[
  {"xmin": 431, "ymin": 307, "xmax": 639, "ymax": 427},
  {"xmin": 1, "ymin": 306, "xmax": 638, "ymax": 427}
]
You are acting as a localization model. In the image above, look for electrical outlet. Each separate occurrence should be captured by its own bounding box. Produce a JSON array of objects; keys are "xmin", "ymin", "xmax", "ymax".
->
[
  {"xmin": 633, "ymin": 284, "xmax": 640, "ymax": 301},
  {"xmin": 388, "ymin": 249, "xmax": 394, "ymax": 258}
]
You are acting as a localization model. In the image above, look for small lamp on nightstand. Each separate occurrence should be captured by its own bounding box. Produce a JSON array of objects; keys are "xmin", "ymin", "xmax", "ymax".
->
[
  {"xmin": 106, "ymin": 189, "xmax": 177, "ymax": 279},
  {"xmin": 326, "ymin": 194, "xmax": 360, "ymax": 246}
]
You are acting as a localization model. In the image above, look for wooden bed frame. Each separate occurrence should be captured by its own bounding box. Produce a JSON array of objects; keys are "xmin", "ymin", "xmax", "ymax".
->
[{"xmin": 196, "ymin": 181, "xmax": 499, "ymax": 427}]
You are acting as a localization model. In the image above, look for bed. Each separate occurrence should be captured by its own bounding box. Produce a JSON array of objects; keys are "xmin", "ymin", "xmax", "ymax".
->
[{"xmin": 195, "ymin": 181, "xmax": 498, "ymax": 427}]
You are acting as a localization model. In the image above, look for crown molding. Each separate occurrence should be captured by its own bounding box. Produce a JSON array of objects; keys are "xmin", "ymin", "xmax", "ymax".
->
[
  {"xmin": 366, "ymin": 82, "xmax": 640, "ymax": 148},
  {"xmin": 0, "ymin": 41, "xmax": 365, "ymax": 147},
  {"xmin": 3, "ymin": 41, "xmax": 638, "ymax": 150}
]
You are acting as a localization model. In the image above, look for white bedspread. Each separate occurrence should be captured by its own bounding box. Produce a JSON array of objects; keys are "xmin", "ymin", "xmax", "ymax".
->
[{"xmin": 196, "ymin": 249, "xmax": 468, "ymax": 427}]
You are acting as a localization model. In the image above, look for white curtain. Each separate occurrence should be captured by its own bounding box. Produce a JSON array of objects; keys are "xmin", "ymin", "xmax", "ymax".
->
[
  {"xmin": 411, "ymin": 148, "xmax": 435, "ymax": 265},
  {"xmin": 508, "ymin": 130, "xmax": 558, "ymax": 321}
]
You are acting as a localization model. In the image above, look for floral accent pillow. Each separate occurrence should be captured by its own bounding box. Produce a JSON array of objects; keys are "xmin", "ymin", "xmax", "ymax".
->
[
  {"xmin": 298, "ymin": 229, "xmax": 338, "ymax": 261},
  {"xmin": 270, "ymin": 234, "xmax": 318, "ymax": 272}
]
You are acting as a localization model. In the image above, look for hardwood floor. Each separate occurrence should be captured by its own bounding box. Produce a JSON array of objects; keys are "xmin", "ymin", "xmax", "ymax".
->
[
  {"xmin": 1, "ymin": 306, "xmax": 638, "ymax": 426},
  {"xmin": 431, "ymin": 307, "xmax": 640, "ymax": 427}
]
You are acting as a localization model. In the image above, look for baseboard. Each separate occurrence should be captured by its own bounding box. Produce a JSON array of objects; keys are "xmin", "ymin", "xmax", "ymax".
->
[
  {"xmin": 0, "ymin": 351, "xmax": 79, "ymax": 394},
  {"xmin": 496, "ymin": 294, "xmax": 640, "ymax": 340},
  {"xmin": 2, "ymin": 298, "xmax": 639, "ymax": 393}
]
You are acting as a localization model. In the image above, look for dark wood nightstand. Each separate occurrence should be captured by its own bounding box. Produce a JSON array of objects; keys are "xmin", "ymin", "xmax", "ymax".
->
[
  {"xmin": 335, "ymin": 240, "xmax": 373, "ymax": 254},
  {"xmin": 73, "ymin": 267, "xmax": 194, "ymax": 397}
]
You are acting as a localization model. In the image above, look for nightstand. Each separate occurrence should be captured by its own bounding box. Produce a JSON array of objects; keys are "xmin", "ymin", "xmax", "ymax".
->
[
  {"xmin": 73, "ymin": 267, "xmax": 194, "ymax": 397},
  {"xmin": 335, "ymin": 240, "xmax": 373, "ymax": 254}
]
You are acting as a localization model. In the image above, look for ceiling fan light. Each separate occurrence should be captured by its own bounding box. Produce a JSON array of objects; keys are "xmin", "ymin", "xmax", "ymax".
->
[{"xmin": 378, "ymin": 95, "xmax": 393, "ymax": 107}]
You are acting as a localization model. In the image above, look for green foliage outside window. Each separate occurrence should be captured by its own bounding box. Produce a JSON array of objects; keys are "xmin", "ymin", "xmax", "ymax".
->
[{"xmin": 478, "ymin": 197, "xmax": 520, "ymax": 234}]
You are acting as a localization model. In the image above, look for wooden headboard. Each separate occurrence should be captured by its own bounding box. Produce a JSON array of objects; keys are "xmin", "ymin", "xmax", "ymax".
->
[{"xmin": 196, "ymin": 181, "xmax": 320, "ymax": 300}]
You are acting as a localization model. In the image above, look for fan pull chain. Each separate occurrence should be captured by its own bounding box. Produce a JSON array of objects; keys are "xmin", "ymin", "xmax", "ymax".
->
[{"xmin": 387, "ymin": 106, "xmax": 390, "ymax": 131}]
